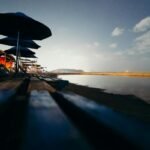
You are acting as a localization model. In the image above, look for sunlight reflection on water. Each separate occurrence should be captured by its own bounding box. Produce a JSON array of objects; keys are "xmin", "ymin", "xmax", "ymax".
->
[{"xmin": 59, "ymin": 75, "xmax": 150, "ymax": 103}]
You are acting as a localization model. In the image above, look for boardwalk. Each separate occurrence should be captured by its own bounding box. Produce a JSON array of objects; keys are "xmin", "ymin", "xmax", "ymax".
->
[{"xmin": 0, "ymin": 76, "xmax": 149, "ymax": 150}]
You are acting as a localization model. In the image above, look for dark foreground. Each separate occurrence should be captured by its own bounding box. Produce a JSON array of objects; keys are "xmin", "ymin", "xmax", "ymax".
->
[{"xmin": 0, "ymin": 76, "xmax": 149, "ymax": 150}]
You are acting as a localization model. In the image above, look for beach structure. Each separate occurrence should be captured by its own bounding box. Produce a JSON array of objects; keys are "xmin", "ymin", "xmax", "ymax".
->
[
  {"xmin": 0, "ymin": 37, "xmax": 40, "ymax": 49},
  {"xmin": 5, "ymin": 46, "xmax": 35, "ymax": 56},
  {"xmin": 0, "ymin": 36, "xmax": 41, "ymax": 72},
  {"xmin": 5, "ymin": 46, "xmax": 36, "ymax": 71},
  {"xmin": 0, "ymin": 12, "xmax": 52, "ymax": 72}
]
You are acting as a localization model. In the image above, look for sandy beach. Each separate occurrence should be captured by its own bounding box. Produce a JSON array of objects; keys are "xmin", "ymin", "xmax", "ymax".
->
[
  {"xmin": 52, "ymin": 72, "xmax": 150, "ymax": 78},
  {"xmin": 62, "ymin": 83, "xmax": 150, "ymax": 123}
]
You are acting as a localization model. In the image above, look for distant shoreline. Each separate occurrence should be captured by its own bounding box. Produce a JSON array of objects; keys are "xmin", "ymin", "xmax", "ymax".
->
[{"xmin": 50, "ymin": 72, "xmax": 150, "ymax": 78}]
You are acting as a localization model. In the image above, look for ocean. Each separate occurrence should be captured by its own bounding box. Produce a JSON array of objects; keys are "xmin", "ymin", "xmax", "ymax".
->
[{"xmin": 59, "ymin": 75, "xmax": 150, "ymax": 103}]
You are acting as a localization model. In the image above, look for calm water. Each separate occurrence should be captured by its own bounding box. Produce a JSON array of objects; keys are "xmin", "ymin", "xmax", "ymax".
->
[{"xmin": 59, "ymin": 75, "xmax": 150, "ymax": 103}]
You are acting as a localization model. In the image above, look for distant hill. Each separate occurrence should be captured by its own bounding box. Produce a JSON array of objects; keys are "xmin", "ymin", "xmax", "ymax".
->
[{"xmin": 50, "ymin": 69, "xmax": 84, "ymax": 73}]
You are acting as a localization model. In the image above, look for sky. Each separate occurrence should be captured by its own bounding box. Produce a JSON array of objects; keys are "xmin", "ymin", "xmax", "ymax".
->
[{"xmin": 0, "ymin": 0, "xmax": 150, "ymax": 71}]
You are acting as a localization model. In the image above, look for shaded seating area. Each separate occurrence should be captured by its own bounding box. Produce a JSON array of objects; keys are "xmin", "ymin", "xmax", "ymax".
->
[{"xmin": 0, "ymin": 12, "xmax": 51, "ymax": 73}]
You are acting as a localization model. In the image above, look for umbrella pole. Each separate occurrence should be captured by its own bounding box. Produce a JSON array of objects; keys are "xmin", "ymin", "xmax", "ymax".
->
[{"xmin": 15, "ymin": 31, "xmax": 20, "ymax": 73}]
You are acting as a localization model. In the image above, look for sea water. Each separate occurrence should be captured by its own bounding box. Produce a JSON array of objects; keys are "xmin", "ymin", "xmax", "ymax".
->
[{"xmin": 59, "ymin": 75, "xmax": 150, "ymax": 103}]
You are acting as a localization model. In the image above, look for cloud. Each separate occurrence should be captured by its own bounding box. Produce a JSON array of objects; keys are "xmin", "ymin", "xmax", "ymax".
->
[
  {"xmin": 109, "ymin": 43, "xmax": 118, "ymax": 48},
  {"xmin": 134, "ymin": 30, "xmax": 150, "ymax": 51},
  {"xmin": 133, "ymin": 16, "xmax": 150, "ymax": 32},
  {"xmin": 125, "ymin": 30, "xmax": 150, "ymax": 55},
  {"xmin": 86, "ymin": 41, "xmax": 100, "ymax": 48},
  {"xmin": 112, "ymin": 27, "xmax": 124, "ymax": 36}
]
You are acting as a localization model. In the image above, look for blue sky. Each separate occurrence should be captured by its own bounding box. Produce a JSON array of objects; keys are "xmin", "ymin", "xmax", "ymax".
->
[{"xmin": 0, "ymin": 0, "xmax": 150, "ymax": 71}]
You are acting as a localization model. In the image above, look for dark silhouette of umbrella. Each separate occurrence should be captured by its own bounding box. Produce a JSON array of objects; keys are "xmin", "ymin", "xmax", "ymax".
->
[
  {"xmin": 0, "ymin": 37, "xmax": 40, "ymax": 49},
  {"xmin": 5, "ymin": 50, "xmax": 37, "ymax": 58},
  {"xmin": 0, "ymin": 12, "xmax": 51, "ymax": 39},
  {"xmin": 20, "ymin": 54, "xmax": 37, "ymax": 58},
  {"xmin": 5, "ymin": 47, "xmax": 35, "ymax": 56},
  {"xmin": 0, "ymin": 12, "xmax": 52, "ymax": 72}
]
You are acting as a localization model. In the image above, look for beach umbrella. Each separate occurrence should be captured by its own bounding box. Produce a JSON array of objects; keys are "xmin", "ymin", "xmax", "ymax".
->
[
  {"xmin": 0, "ymin": 12, "xmax": 51, "ymax": 39},
  {"xmin": 20, "ymin": 54, "xmax": 37, "ymax": 58},
  {"xmin": 0, "ymin": 12, "xmax": 52, "ymax": 72},
  {"xmin": 5, "ymin": 47, "xmax": 35, "ymax": 56},
  {"xmin": 0, "ymin": 37, "xmax": 40, "ymax": 49},
  {"xmin": 5, "ymin": 50, "xmax": 37, "ymax": 58}
]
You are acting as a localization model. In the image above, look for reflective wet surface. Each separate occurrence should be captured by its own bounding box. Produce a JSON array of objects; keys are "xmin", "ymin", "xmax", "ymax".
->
[
  {"xmin": 21, "ymin": 90, "xmax": 92, "ymax": 150},
  {"xmin": 60, "ymin": 75, "xmax": 150, "ymax": 103},
  {"xmin": 61, "ymin": 92, "xmax": 150, "ymax": 150}
]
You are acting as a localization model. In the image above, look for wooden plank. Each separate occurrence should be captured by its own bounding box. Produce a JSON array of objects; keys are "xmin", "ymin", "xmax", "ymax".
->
[
  {"xmin": 0, "ymin": 89, "xmax": 16, "ymax": 116},
  {"xmin": 28, "ymin": 79, "xmax": 56, "ymax": 93},
  {"xmin": 0, "ymin": 89, "xmax": 28, "ymax": 150},
  {"xmin": 0, "ymin": 80, "xmax": 23, "ymax": 90},
  {"xmin": 0, "ymin": 79, "xmax": 22, "ymax": 113},
  {"xmin": 0, "ymin": 78, "xmax": 29, "ymax": 150},
  {"xmin": 0, "ymin": 90, "xmax": 15, "ymax": 103},
  {"xmin": 21, "ymin": 90, "xmax": 92, "ymax": 150},
  {"xmin": 61, "ymin": 92, "xmax": 150, "ymax": 150}
]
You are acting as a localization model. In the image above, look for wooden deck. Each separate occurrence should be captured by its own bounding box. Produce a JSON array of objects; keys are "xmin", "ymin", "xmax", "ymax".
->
[{"xmin": 0, "ymin": 76, "xmax": 149, "ymax": 150}]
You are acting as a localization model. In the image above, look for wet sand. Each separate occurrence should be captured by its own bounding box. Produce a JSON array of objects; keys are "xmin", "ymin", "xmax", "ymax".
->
[{"xmin": 63, "ymin": 83, "xmax": 150, "ymax": 123}]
